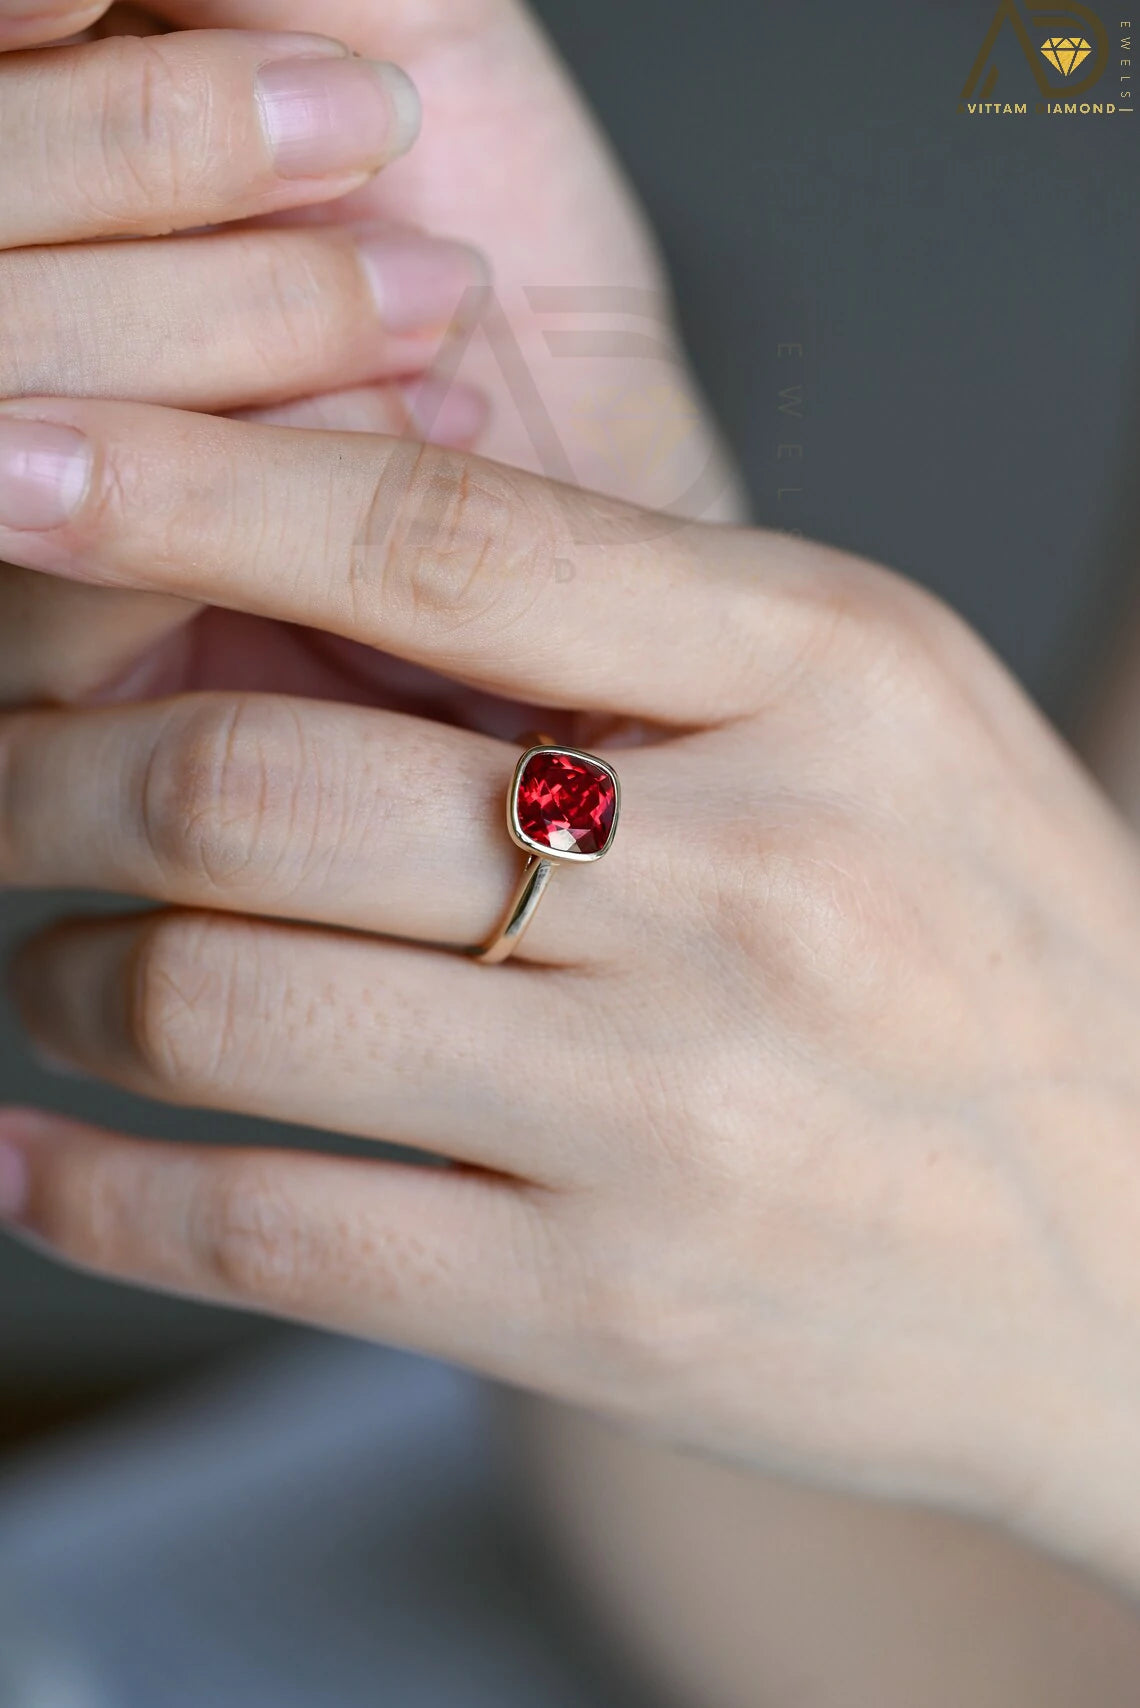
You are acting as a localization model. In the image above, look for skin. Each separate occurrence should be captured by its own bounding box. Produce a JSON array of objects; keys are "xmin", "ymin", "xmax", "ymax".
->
[
  {"xmin": 2, "ymin": 0, "xmax": 739, "ymax": 709},
  {"xmin": 3, "ymin": 0, "xmax": 1140, "ymax": 1699},
  {"xmin": 0, "ymin": 400, "xmax": 1139, "ymax": 1610},
  {"xmin": 500, "ymin": 639, "xmax": 1140, "ymax": 1708}
]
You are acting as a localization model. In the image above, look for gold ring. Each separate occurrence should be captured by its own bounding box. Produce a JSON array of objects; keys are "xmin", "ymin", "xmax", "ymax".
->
[{"xmin": 472, "ymin": 733, "xmax": 621, "ymax": 965}]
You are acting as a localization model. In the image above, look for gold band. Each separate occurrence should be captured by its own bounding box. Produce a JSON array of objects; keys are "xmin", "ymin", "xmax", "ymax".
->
[{"xmin": 472, "ymin": 853, "xmax": 558, "ymax": 964}]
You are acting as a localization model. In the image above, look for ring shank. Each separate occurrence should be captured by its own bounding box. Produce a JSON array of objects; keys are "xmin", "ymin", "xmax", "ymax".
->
[{"xmin": 471, "ymin": 855, "xmax": 557, "ymax": 964}]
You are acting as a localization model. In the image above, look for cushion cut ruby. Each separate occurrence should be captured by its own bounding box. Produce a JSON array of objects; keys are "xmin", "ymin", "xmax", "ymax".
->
[{"xmin": 515, "ymin": 750, "xmax": 617, "ymax": 856}]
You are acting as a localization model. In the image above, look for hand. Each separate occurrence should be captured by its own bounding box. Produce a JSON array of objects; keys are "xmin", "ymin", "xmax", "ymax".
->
[
  {"xmin": 1, "ymin": 395, "xmax": 1140, "ymax": 1593},
  {"xmin": 0, "ymin": 0, "xmax": 500, "ymax": 708},
  {"xmin": 2, "ymin": 0, "xmax": 741, "ymax": 715},
  {"xmin": 159, "ymin": 0, "xmax": 734, "ymax": 506}
]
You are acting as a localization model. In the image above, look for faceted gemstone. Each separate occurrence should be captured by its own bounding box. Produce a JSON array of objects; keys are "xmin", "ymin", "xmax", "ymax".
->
[{"xmin": 515, "ymin": 750, "xmax": 617, "ymax": 856}]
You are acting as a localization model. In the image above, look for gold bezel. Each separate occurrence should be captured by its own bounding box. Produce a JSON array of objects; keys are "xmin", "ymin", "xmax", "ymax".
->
[{"xmin": 507, "ymin": 744, "xmax": 621, "ymax": 863}]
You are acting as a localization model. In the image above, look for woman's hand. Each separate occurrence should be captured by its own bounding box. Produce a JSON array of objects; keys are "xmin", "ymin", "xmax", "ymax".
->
[
  {"xmin": 0, "ymin": 6, "xmax": 498, "ymax": 706},
  {"xmin": 161, "ymin": 0, "xmax": 734, "ymax": 509},
  {"xmin": 2, "ymin": 396, "xmax": 1139, "ymax": 1595},
  {"xmin": 3, "ymin": 0, "xmax": 740, "ymax": 723}
]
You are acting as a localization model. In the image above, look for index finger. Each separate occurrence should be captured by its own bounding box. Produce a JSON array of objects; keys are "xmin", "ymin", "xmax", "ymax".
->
[{"xmin": 0, "ymin": 399, "xmax": 792, "ymax": 722}]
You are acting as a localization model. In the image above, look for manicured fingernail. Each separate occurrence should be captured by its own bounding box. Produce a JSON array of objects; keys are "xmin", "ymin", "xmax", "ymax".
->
[
  {"xmin": 400, "ymin": 377, "xmax": 490, "ymax": 447},
  {"xmin": 256, "ymin": 57, "xmax": 421, "ymax": 180},
  {"xmin": 0, "ymin": 419, "xmax": 91, "ymax": 531},
  {"xmin": 356, "ymin": 233, "xmax": 489, "ymax": 334},
  {"xmin": 0, "ymin": 1141, "xmax": 28, "ymax": 1221}
]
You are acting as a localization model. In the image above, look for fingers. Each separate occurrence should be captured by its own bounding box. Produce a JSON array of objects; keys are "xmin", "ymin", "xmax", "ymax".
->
[
  {"xmin": 0, "ymin": 400, "xmax": 788, "ymax": 722},
  {"xmin": 7, "ymin": 910, "xmax": 587, "ymax": 1178},
  {"xmin": 4, "ymin": 226, "xmax": 487, "ymax": 412},
  {"xmin": 0, "ymin": 30, "xmax": 420, "ymax": 248},
  {"xmin": 0, "ymin": 692, "xmax": 640, "ymax": 960},
  {"xmin": 241, "ymin": 376, "xmax": 490, "ymax": 448},
  {"xmin": 0, "ymin": 372, "xmax": 489, "ymax": 712},
  {"xmin": 0, "ymin": 1106, "xmax": 559, "ymax": 1365}
]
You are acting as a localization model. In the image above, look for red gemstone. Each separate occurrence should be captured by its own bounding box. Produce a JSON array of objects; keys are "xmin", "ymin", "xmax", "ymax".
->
[{"xmin": 515, "ymin": 750, "xmax": 617, "ymax": 856}]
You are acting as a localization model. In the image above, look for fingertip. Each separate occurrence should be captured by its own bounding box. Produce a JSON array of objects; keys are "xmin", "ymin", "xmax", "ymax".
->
[
  {"xmin": 0, "ymin": 0, "xmax": 107, "ymax": 50},
  {"xmin": 0, "ymin": 1105, "xmax": 65, "ymax": 1136},
  {"xmin": 372, "ymin": 60, "xmax": 422, "ymax": 160},
  {"xmin": 0, "ymin": 1106, "xmax": 62, "ymax": 1221},
  {"xmin": 237, "ymin": 379, "xmax": 491, "ymax": 448},
  {"xmin": 354, "ymin": 230, "xmax": 489, "ymax": 336},
  {"xmin": 0, "ymin": 416, "xmax": 93, "ymax": 534},
  {"xmin": 255, "ymin": 54, "xmax": 422, "ymax": 185},
  {"xmin": 399, "ymin": 376, "xmax": 491, "ymax": 448}
]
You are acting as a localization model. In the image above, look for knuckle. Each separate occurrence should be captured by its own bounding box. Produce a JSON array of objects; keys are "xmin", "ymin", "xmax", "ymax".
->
[
  {"xmin": 243, "ymin": 238, "xmax": 346, "ymax": 382},
  {"xmin": 63, "ymin": 429, "xmax": 144, "ymax": 559},
  {"xmin": 626, "ymin": 1017, "xmax": 754, "ymax": 1176},
  {"xmin": 718, "ymin": 811, "xmax": 867, "ymax": 970},
  {"xmin": 139, "ymin": 697, "xmax": 313, "ymax": 899},
  {"xmin": 82, "ymin": 36, "xmax": 212, "ymax": 224},
  {"xmin": 799, "ymin": 559, "xmax": 961, "ymax": 710},
  {"xmin": 355, "ymin": 445, "xmax": 551, "ymax": 654},
  {"xmin": 198, "ymin": 1159, "xmax": 312, "ymax": 1304},
  {"xmin": 550, "ymin": 1220, "xmax": 711, "ymax": 1407},
  {"xmin": 126, "ymin": 912, "xmax": 251, "ymax": 1093},
  {"xmin": 702, "ymin": 805, "xmax": 919, "ymax": 1032}
]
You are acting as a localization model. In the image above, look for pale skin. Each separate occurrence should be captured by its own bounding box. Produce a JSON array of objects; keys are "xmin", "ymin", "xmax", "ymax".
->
[
  {"xmin": 4, "ymin": 391, "xmax": 1140, "ymax": 1593},
  {"xmin": 0, "ymin": 0, "xmax": 736, "ymax": 707},
  {"xmin": 3, "ymin": 0, "xmax": 1140, "ymax": 1700}
]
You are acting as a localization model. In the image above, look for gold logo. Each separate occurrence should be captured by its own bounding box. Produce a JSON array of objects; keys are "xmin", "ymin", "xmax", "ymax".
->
[
  {"xmin": 1039, "ymin": 35, "xmax": 1092, "ymax": 75},
  {"xmin": 961, "ymin": 0, "xmax": 1108, "ymax": 99},
  {"xmin": 570, "ymin": 379, "xmax": 703, "ymax": 492}
]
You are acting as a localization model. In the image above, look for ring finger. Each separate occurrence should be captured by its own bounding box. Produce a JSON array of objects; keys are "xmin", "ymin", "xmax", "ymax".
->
[{"xmin": 0, "ymin": 692, "xmax": 642, "ymax": 962}]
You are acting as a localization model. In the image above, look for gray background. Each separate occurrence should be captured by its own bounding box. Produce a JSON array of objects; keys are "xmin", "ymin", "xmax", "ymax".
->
[{"xmin": 3, "ymin": 0, "xmax": 1139, "ymax": 1404}]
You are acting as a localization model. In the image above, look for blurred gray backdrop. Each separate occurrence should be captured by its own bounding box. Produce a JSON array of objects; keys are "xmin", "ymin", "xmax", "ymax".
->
[{"xmin": 3, "ymin": 0, "xmax": 1139, "ymax": 1424}]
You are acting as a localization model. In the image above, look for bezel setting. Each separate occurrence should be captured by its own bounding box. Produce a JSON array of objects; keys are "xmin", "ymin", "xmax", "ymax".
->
[{"xmin": 507, "ymin": 744, "xmax": 621, "ymax": 863}]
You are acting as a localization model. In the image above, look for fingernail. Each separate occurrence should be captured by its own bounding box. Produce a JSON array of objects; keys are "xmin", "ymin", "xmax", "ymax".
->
[
  {"xmin": 257, "ymin": 57, "xmax": 421, "ymax": 180},
  {"xmin": 356, "ymin": 233, "xmax": 489, "ymax": 334},
  {"xmin": 400, "ymin": 377, "xmax": 490, "ymax": 447},
  {"xmin": 0, "ymin": 1141, "xmax": 28, "ymax": 1221},
  {"xmin": 0, "ymin": 418, "xmax": 91, "ymax": 531}
]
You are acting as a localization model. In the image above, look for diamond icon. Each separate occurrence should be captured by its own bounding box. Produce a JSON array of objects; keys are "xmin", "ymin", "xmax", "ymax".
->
[
  {"xmin": 571, "ymin": 379, "xmax": 703, "ymax": 491},
  {"xmin": 1040, "ymin": 35, "xmax": 1092, "ymax": 75}
]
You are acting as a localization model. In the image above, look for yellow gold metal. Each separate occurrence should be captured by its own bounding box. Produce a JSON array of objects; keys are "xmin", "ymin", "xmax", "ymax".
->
[{"xmin": 472, "ymin": 854, "xmax": 557, "ymax": 964}]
